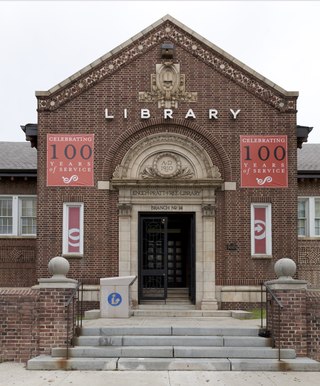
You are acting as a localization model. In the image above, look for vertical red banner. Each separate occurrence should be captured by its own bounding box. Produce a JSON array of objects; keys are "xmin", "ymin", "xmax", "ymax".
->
[
  {"xmin": 68, "ymin": 206, "xmax": 81, "ymax": 254},
  {"xmin": 254, "ymin": 207, "xmax": 267, "ymax": 254},
  {"xmin": 240, "ymin": 135, "xmax": 288, "ymax": 188},
  {"xmin": 47, "ymin": 134, "xmax": 94, "ymax": 186}
]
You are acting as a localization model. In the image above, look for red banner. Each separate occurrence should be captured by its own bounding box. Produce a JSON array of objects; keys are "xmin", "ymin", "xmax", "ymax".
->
[
  {"xmin": 240, "ymin": 135, "xmax": 288, "ymax": 188},
  {"xmin": 47, "ymin": 134, "xmax": 94, "ymax": 186},
  {"xmin": 68, "ymin": 206, "xmax": 81, "ymax": 254},
  {"xmin": 254, "ymin": 207, "xmax": 267, "ymax": 254}
]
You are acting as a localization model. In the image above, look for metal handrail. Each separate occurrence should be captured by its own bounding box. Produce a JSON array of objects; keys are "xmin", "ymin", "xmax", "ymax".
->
[
  {"xmin": 64, "ymin": 282, "xmax": 100, "ymax": 359},
  {"xmin": 65, "ymin": 282, "xmax": 83, "ymax": 359},
  {"xmin": 263, "ymin": 282, "xmax": 283, "ymax": 361}
]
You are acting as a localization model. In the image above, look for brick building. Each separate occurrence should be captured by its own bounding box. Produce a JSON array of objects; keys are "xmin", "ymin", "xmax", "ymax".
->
[{"xmin": 1, "ymin": 15, "xmax": 319, "ymax": 310}]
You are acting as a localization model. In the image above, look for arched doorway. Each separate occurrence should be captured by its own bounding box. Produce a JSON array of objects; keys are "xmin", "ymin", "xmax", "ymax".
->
[{"xmin": 111, "ymin": 132, "xmax": 223, "ymax": 309}]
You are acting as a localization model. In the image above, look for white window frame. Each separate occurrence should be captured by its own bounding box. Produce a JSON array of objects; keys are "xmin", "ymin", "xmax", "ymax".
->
[
  {"xmin": 251, "ymin": 203, "xmax": 272, "ymax": 257},
  {"xmin": 298, "ymin": 197, "xmax": 320, "ymax": 238},
  {"xmin": 0, "ymin": 195, "xmax": 36, "ymax": 236},
  {"xmin": 63, "ymin": 202, "xmax": 84, "ymax": 256}
]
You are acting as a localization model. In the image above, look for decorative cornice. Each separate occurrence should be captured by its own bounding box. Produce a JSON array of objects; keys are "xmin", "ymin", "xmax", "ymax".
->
[{"xmin": 37, "ymin": 17, "xmax": 297, "ymax": 112}]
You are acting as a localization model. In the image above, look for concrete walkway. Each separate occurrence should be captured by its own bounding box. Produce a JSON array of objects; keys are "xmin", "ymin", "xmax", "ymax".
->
[{"xmin": 1, "ymin": 362, "xmax": 320, "ymax": 386}]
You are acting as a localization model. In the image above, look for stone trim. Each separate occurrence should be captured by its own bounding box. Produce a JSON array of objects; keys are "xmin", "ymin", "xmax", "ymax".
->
[{"xmin": 36, "ymin": 16, "xmax": 297, "ymax": 112}]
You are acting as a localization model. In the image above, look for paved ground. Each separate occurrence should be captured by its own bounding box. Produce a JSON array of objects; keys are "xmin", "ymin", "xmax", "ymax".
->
[{"xmin": 1, "ymin": 362, "xmax": 320, "ymax": 386}]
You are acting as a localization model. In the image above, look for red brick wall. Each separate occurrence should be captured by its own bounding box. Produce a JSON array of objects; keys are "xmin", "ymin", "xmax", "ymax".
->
[
  {"xmin": 0, "ymin": 177, "xmax": 37, "ymax": 287},
  {"xmin": 0, "ymin": 288, "xmax": 39, "ymax": 362},
  {"xmin": 35, "ymin": 20, "xmax": 298, "ymax": 287},
  {"xmin": 0, "ymin": 239, "xmax": 36, "ymax": 287},
  {"xmin": 38, "ymin": 288, "xmax": 75, "ymax": 355},
  {"xmin": 307, "ymin": 291, "xmax": 320, "ymax": 361},
  {"xmin": 266, "ymin": 288, "xmax": 307, "ymax": 357},
  {"xmin": 297, "ymin": 179, "xmax": 320, "ymax": 288},
  {"xmin": 0, "ymin": 286, "xmax": 76, "ymax": 362}
]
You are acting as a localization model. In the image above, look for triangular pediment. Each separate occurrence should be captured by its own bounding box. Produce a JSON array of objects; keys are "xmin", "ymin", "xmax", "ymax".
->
[{"xmin": 36, "ymin": 14, "xmax": 298, "ymax": 112}]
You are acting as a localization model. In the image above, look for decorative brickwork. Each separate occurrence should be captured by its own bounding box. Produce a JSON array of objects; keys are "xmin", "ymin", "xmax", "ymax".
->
[
  {"xmin": 297, "ymin": 179, "xmax": 320, "ymax": 288},
  {"xmin": 37, "ymin": 18, "xmax": 296, "ymax": 113},
  {"xmin": 0, "ymin": 241, "xmax": 36, "ymax": 287},
  {"xmin": 0, "ymin": 177, "xmax": 37, "ymax": 287}
]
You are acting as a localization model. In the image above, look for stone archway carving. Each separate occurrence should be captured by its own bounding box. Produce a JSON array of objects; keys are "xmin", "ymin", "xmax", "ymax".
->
[{"xmin": 112, "ymin": 132, "xmax": 222, "ymax": 185}]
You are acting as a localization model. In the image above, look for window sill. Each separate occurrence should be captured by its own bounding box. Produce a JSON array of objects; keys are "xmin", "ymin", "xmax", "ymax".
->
[
  {"xmin": 298, "ymin": 237, "xmax": 320, "ymax": 241},
  {"xmin": 0, "ymin": 235, "xmax": 37, "ymax": 239},
  {"xmin": 251, "ymin": 255, "xmax": 272, "ymax": 259},
  {"xmin": 62, "ymin": 254, "xmax": 83, "ymax": 259}
]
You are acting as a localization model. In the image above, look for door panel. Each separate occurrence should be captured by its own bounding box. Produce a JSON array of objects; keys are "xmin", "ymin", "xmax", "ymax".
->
[
  {"xmin": 138, "ymin": 213, "xmax": 195, "ymax": 303},
  {"xmin": 139, "ymin": 217, "xmax": 167, "ymax": 301}
]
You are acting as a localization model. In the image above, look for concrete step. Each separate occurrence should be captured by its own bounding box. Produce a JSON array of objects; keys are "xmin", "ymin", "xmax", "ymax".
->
[
  {"xmin": 132, "ymin": 309, "xmax": 232, "ymax": 317},
  {"xmin": 118, "ymin": 357, "xmax": 320, "ymax": 372},
  {"xmin": 84, "ymin": 309, "xmax": 252, "ymax": 319},
  {"xmin": 51, "ymin": 346, "xmax": 296, "ymax": 359},
  {"xmin": 74, "ymin": 335, "xmax": 271, "ymax": 348},
  {"xmin": 28, "ymin": 356, "xmax": 320, "ymax": 371},
  {"xmin": 80, "ymin": 326, "xmax": 260, "ymax": 337},
  {"xmin": 137, "ymin": 304, "xmax": 195, "ymax": 310}
]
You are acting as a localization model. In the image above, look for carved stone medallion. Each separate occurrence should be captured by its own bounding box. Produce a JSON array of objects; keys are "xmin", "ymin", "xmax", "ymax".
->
[
  {"xmin": 154, "ymin": 152, "xmax": 181, "ymax": 177},
  {"xmin": 140, "ymin": 152, "xmax": 194, "ymax": 180}
]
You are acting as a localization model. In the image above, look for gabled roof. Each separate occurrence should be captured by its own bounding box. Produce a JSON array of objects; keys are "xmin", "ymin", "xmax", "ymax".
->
[
  {"xmin": 36, "ymin": 15, "xmax": 298, "ymax": 112},
  {"xmin": 298, "ymin": 144, "xmax": 320, "ymax": 177},
  {"xmin": 0, "ymin": 142, "xmax": 37, "ymax": 176}
]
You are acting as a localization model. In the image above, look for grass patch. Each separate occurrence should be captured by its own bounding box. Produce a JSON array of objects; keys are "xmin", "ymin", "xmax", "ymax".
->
[{"xmin": 247, "ymin": 308, "xmax": 266, "ymax": 319}]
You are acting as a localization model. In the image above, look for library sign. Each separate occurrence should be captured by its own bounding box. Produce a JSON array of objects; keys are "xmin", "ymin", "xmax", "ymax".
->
[
  {"xmin": 240, "ymin": 135, "xmax": 288, "ymax": 188},
  {"xmin": 47, "ymin": 134, "xmax": 94, "ymax": 187}
]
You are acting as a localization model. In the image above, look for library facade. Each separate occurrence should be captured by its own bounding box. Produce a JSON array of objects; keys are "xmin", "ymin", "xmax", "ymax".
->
[{"xmin": 1, "ymin": 16, "xmax": 319, "ymax": 310}]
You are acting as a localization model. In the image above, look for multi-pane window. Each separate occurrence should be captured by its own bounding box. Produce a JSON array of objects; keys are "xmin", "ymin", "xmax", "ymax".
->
[
  {"xmin": 298, "ymin": 197, "xmax": 320, "ymax": 237},
  {"xmin": 298, "ymin": 199, "xmax": 308, "ymax": 236},
  {"xmin": 0, "ymin": 198, "xmax": 13, "ymax": 234},
  {"xmin": 0, "ymin": 196, "xmax": 36, "ymax": 236},
  {"xmin": 20, "ymin": 197, "xmax": 37, "ymax": 235}
]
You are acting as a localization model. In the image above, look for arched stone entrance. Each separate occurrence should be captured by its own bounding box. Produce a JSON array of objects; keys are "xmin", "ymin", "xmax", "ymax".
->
[{"xmin": 111, "ymin": 132, "xmax": 223, "ymax": 310}]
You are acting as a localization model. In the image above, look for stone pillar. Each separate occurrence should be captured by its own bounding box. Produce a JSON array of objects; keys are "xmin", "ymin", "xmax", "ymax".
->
[
  {"xmin": 200, "ymin": 203, "xmax": 218, "ymax": 310},
  {"xmin": 265, "ymin": 258, "xmax": 308, "ymax": 356},
  {"xmin": 33, "ymin": 256, "xmax": 78, "ymax": 355}
]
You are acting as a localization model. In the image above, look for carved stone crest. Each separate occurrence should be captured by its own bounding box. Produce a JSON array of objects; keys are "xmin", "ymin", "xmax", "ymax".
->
[
  {"xmin": 140, "ymin": 152, "xmax": 194, "ymax": 180},
  {"xmin": 139, "ymin": 62, "xmax": 197, "ymax": 108},
  {"xmin": 202, "ymin": 203, "xmax": 216, "ymax": 217}
]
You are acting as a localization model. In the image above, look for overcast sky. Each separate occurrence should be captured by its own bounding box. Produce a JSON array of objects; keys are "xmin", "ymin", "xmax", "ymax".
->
[{"xmin": 1, "ymin": 1, "xmax": 319, "ymax": 143}]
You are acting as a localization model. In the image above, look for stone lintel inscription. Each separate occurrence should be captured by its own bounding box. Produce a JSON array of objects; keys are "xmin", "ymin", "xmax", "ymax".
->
[
  {"xmin": 131, "ymin": 189, "xmax": 201, "ymax": 197},
  {"xmin": 151, "ymin": 205, "xmax": 184, "ymax": 211}
]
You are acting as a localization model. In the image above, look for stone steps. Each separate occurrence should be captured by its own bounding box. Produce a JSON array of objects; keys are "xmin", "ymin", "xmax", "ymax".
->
[
  {"xmin": 51, "ymin": 346, "xmax": 296, "ymax": 359},
  {"xmin": 27, "ymin": 356, "xmax": 320, "ymax": 371},
  {"xmin": 27, "ymin": 325, "xmax": 320, "ymax": 371},
  {"xmin": 74, "ymin": 335, "xmax": 271, "ymax": 347}
]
